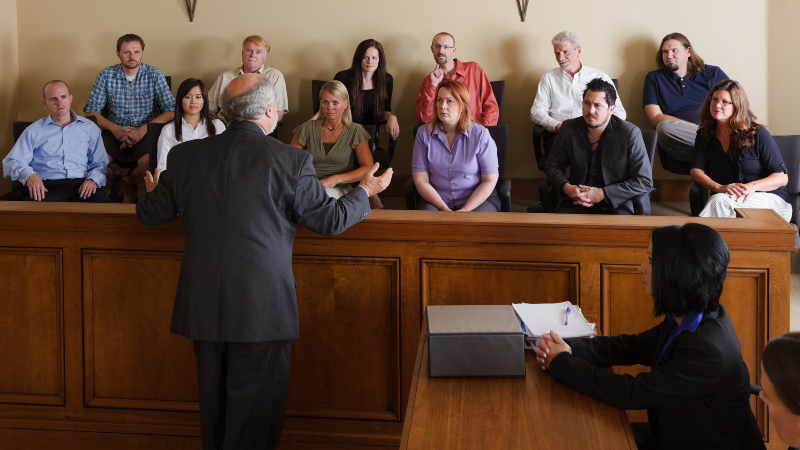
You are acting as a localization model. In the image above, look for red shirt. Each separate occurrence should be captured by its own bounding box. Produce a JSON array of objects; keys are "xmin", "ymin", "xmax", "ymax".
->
[{"xmin": 415, "ymin": 59, "xmax": 499, "ymax": 126}]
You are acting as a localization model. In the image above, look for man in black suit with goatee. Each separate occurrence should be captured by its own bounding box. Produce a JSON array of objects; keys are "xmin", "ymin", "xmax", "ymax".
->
[{"xmin": 136, "ymin": 73, "xmax": 392, "ymax": 450}]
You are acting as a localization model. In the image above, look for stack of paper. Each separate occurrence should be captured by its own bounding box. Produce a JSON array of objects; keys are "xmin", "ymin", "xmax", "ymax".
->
[{"xmin": 513, "ymin": 302, "xmax": 596, "ymax": 345}]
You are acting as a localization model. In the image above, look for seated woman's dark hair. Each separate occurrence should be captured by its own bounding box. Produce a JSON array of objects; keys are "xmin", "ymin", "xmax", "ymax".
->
[
  {"xmin": 173, "ymin": 78, "xmax": 217, "ymax": 142},
  {"xmin": 651, "ymin": 223, "xmax": 729, "ymax": 316},
  {"xmin": 762, "ymin": 332, "xmax": 800, "ymax": 415}
]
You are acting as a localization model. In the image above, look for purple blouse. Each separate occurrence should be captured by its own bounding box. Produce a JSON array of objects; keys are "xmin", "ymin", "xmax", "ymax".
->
[{"xmin": 411, "ymin": 123, "xmax": 498, "ymax": 209}]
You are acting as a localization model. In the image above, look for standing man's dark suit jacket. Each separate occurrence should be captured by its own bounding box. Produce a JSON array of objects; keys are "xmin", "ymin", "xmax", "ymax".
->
[
  {"xmin": 136, "ymin": 120, "xmax": 371, "ymax": 342},
  {"xmin": 549, "ymin": 305, "xmax": 765, "ymax": 450},
  {"xmin": 543, "ymin": 115, "xmax": 652, "ymax": 213}
]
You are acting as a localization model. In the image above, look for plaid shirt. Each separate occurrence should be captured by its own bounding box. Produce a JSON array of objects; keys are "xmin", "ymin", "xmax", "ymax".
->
[{"xmin": 84, "ymin": 63, "xmax": 174, "ymax": 128}]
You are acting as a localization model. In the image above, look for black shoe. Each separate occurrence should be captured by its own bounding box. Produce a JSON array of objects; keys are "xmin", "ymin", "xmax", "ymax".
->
[{"xmin": 526, "ymin": 203, "xmax": 544, "ymax": 213}]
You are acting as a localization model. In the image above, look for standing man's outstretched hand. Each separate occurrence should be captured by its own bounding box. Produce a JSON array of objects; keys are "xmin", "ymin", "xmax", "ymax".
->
[{"xmin": 359, "ymin": 163, "xmax": 393, "ymax": 197}]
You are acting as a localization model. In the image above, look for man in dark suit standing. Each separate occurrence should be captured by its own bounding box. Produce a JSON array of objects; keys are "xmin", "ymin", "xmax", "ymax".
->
[
  {"xmin": 136, "ymin": 73, "xmax": 392, "ymax": 450},
  {"xmin": 544, "ymin": 77, "xmax": 652, "ymax": 215}
]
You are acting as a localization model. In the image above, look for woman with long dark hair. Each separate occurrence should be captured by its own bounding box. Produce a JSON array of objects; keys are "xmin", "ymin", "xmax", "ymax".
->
[
  {"xmin": 534, "ymin": 223, "xmax": 765, "ymax": 450},
  {"xmin": 156, "ymin": 78, "xmax": 225, "ymax": 171},
  {"xmin": 690, "ymin": 79, "xmax": 790, "ymax": 220}
]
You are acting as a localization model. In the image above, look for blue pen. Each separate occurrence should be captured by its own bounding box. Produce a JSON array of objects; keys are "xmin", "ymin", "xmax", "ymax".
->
[{"xmin": 565, "ymin": 306, "xmax": 571, "ymax": 326}]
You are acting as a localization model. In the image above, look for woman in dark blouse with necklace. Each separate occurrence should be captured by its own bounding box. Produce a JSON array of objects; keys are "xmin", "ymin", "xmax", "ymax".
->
[{"xmin": 690, "ymin": 79, "xmax": 790, "ymax": 221}]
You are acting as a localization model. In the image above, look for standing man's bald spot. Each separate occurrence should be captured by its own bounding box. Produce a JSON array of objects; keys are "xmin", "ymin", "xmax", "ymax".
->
[{"xmin": 225, "ymin": 73, "xmax": 260, "ymax": 98}]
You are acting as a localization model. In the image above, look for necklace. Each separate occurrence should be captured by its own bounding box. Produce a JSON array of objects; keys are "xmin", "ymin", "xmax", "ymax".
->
[{"xmin": 324, "ymin": 122, "xmax": 342, "ymax": 132}]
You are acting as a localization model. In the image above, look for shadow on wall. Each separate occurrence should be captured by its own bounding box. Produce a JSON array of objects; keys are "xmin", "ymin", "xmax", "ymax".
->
[
  {"xmin": 620, "ymin": 36, "xmax": 679, "ymax": 179},
  {"xmin": 499, "ymin": 34, "xmax": 546, "ymax": 177}
]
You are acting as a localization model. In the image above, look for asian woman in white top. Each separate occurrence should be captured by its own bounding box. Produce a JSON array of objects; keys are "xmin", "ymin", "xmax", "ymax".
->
[{"xmin": 156, "ymin": 78, "xmax": 226, "ymax": 172}]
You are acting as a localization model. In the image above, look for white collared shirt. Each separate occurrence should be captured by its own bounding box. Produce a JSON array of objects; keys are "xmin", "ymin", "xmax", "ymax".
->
[
  {"xmin": 530, "ymin": 65, "xmax": 626, "ymax": 132},
  {"xmin": 156, "ymin": 117, "xmax": 226, "ymax": 171},
  {"xmin": 207, "ymin": 64, "xmax": 289, "ymax": 115}
]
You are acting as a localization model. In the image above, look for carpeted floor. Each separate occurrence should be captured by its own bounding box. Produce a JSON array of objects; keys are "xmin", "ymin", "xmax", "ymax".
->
[{"xmin": 379, "ymin": 196, "xmax": 799, "ymax": 332}]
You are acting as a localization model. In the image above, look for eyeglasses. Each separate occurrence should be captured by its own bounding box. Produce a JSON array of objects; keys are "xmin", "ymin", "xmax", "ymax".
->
[
  {"xmin": 710, "ymin": 97, "xmax": 733, "ymax": 106},
  {"xmin": 433, "ymin": 44, "xmax": 454, "ymax": 50}
]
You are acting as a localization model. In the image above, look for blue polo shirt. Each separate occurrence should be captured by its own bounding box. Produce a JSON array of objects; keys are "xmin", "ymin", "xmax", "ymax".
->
[{"xmin": 642, "ymin": 65, "xmax": 728, "ymax": 125}]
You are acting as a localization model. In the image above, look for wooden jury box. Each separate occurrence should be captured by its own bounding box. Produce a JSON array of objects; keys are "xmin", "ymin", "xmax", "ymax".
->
[{"xmin": 426, "ymin": 305, "xmax": 525, "ymax": 378}]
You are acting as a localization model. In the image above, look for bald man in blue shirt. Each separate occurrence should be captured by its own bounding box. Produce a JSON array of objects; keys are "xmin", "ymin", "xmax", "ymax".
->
[{"xmin": 3, "ymin": 80, "xmax": 110, "ymax": 202}]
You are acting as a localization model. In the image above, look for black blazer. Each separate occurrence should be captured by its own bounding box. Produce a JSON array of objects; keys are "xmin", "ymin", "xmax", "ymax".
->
[
  {"xmin": 137, "ymin": 121, "xmax": 371, "ymax": 342},
  {"xmin": 543, "ymin": 115, "xmax": 652, "ymax": 212},
  {"xmin": 549, "ymin": 304, "xmax": 765, "ymax": 450}
]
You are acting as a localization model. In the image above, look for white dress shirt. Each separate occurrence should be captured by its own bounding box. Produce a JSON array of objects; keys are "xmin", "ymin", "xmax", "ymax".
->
[
  {"xmin": 530, "ymin": 65, "xmax": 626, "ymax": 132},
  {"xmin": 156, "ymin": 117, "xmax": 226, "ymax": 171}
]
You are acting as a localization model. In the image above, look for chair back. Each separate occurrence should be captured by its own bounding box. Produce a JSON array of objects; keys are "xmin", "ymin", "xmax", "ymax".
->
[
  {"xmin": 773, "ymin": 135, "xmax": 800, "ymax": 227},
  {"xmin": 147, "ymin": 122, "xmax": 168, "ymax": 175},
  {"xmin": 641, "ymin": 130, "xmax": 657, "ymax": 170},
  {"xmin": 490, "ymin": 81, "xmax": 505, "ymax": 125},
  {"xmin": 486, "ymin": 125, "xmax": 508, "ymax": 182},
  {"xmin": 611, "ymin": 78, "xmax": 619, "ymax": 92},
  {"xmin": 10, "ymin": 121, "xmax": 34, "ymax": 201},
  {"xmin": 311, "ymin": 79, "xmax": 326, "ymax": 114}
]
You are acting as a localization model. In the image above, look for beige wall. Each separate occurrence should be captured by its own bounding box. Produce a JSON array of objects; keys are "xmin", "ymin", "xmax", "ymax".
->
[
  {"xmin": 11, "ymin": 0, "xmax": 767, "ymax": 182},
  {"xmin": 0, "ymin": 0, "xmax": 19, "ymax": 195},
  {"xmin": 768, "ymin": 0, "xmax": 800, "ymax": 136}
]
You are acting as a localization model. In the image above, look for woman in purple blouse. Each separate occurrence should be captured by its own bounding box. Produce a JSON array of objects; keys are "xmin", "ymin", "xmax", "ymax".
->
[{"xmin": 411, "ymin": 80, "xmax": 499, "ymax": 211}]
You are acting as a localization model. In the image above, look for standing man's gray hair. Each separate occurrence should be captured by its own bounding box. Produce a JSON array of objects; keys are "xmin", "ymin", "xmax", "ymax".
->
[
  {"xmin": 220, "ymin": 75, "xmax": 276, "ymax": 124},
  {"xmin": 551, "ymin": 31, "xmax": 580, "ymax": 49}
]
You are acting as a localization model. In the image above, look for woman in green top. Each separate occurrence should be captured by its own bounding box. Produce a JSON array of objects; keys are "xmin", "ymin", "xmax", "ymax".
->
[{"xmin": 291, "ymin": 80, "xmax": 372, "ymax": 198}]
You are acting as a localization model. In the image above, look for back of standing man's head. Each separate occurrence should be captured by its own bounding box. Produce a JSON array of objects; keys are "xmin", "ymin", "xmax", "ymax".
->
[{"xmin": 220, "ymin": 75, "xmax": 275, "ymax": 123}]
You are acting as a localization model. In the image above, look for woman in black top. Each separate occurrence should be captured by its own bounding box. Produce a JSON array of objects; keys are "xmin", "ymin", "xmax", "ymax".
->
[
  {"xmin": 690, "ymin": 79, "xmax": 790, "ymax": 221},
  {"xmin": 334, "ymin": 39, "xmax": 399, "ymax": 138},
  {"xmin": 534, "ymin": 223, "xmax": 765, "ymax": 450}
]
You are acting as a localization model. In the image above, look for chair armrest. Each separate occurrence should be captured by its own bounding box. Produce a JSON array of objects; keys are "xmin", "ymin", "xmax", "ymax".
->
[
  {"xmin": 532, "ymin": 124, "xmax": 544, "ymax": 167},
  {"xmin": 497, "ymin": 178, "xmax": 511, "ymax": 212},
  {"xmin": 689, "ymin": 183, "xmax": 709, "ymax": 217},
  {"xmin": 631, "ymin": 191, "xmax": 651, "ymax": 216},
  {"xmin": 108, "ymin": 163, "xmax": 122, "ymax": 203},
  {"xmin": 404, "ymin": 177, "xmax": 418, "ymax": 210}
]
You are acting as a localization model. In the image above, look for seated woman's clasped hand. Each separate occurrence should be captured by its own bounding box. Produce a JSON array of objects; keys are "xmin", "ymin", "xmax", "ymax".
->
[{"xmin": 533, "ymin": 330, "xmax": 571, "ymax": 370}]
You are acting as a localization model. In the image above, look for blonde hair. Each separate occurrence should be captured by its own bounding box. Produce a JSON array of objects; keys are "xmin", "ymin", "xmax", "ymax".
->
[
  {"xmin": 318, "ymin": 80, "xmax": 353, "ymax": 127},
  {"xmin": 242, "ymin": 35, "xmax": 270, "ymax": 54}
]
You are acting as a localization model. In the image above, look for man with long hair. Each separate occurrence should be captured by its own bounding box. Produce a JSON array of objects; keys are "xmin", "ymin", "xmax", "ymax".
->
[{"xmin": 643, "ymin": 33, "xmax": 729, "ymax": 164}]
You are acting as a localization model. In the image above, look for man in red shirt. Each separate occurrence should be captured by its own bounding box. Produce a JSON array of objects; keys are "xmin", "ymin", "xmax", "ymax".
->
[{"xmin": 415, "ymin": 32, "xmax": 499, "ymax": 126}]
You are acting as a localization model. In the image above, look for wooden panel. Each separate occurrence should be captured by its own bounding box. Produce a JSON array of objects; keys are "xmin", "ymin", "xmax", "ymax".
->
[
  {"xmin": 83, "ymin": 250, "xmax": 198, "ymax": 411},
  {"xmin": 720, "ymin": 269, "xmax": 768, "ymax": 438},
  {"xmin": 422, "ymin": 260, "xmax": 579, "ymax": 310},
  {"xmin": 288, "ymin": 256, "xmax": 399, "ymax": 421},
  {"xmin": 0, "ymin": 248, "xmax": 64, "ymax": 406},
  {"xmin": 602, "ymin": 265, "xmax": 768, "ymax": 432},
  {"xmin": 0, "ymin": 428, "xmax": 202, "ymax": 450}
]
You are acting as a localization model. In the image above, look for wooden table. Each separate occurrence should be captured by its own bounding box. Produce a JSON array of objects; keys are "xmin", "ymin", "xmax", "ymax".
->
[{"xmin": 400, "ymin": 322, "xmax": 636, "ymax": 450}]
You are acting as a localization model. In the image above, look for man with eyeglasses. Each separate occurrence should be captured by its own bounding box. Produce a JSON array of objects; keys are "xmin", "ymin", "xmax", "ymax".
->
[
  {"xmin": 414, "ymin": 32, "xmax": 499, "ymax": 126},
  {"xmin": 530, "ymin": 31, "xmax": 626, "ymax": 171},
  {"xmin": 643, "ymin": 33, "xmax": 729, "ymax": 164}
]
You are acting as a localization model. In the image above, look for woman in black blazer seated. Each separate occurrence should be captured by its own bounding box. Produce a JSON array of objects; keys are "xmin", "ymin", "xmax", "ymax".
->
[
  {"xmin": 760, "ymin": 332, "xmax": 800, "ymax": 448},
  {"xmin": 534, "ymin": 223, "xmax": 765, "ymax": 450}
]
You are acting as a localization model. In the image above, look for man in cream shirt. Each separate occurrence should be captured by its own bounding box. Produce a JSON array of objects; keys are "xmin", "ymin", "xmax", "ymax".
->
[
  {"xmin": 530, "ymin": 31, "xmax": 626, "ymax": 169},
  {"xmin": 208, "ymin": 35, "xmax": 288, "ymax": 135}
]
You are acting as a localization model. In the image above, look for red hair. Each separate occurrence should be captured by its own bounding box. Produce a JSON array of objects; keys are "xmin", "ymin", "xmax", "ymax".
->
[{"xmin": 427, "ymin": 80, "xmax": 476, "ymax": 134}]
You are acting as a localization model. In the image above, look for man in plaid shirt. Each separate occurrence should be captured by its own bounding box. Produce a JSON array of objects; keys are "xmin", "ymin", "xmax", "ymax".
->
[{"xmin": 84, "ymin": 34, "xmax": 174, "ymax": 203}]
